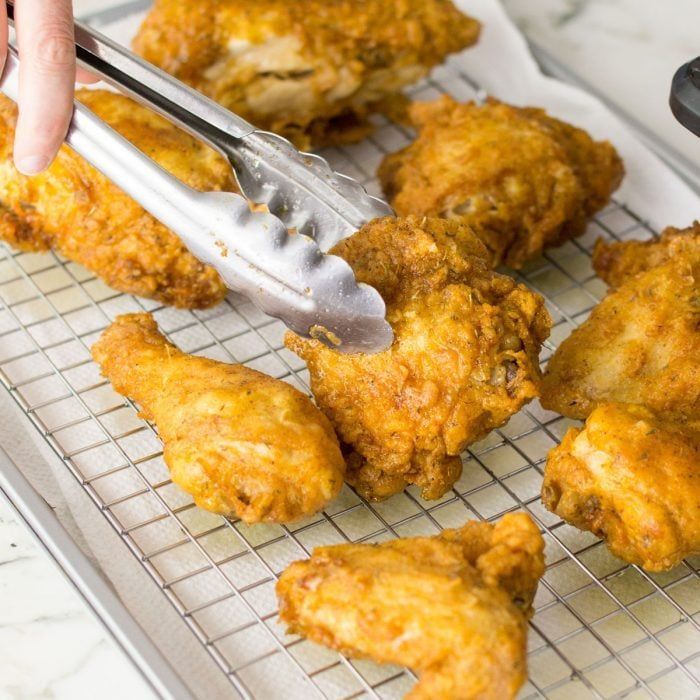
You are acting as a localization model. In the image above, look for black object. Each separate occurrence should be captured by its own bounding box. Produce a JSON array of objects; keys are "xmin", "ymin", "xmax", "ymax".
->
[{"xmin": 670, "ymin": 57, "xmax": 700, "ymax": 137}]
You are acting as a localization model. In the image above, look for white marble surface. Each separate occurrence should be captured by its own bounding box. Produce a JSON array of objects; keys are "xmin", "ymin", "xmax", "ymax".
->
[
  {"xmin": 0, "ymin": 497, "xmax": 155, "ymax": 700},
  {"xmin": 1, "ymin": 1, "xmax": 699, "ymax": 698}
]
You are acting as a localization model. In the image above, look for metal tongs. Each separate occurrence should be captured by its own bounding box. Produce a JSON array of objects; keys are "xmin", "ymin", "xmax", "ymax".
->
[{"xmin": 0, "ymin": 6, "xmax": 394, "ymax": 353}]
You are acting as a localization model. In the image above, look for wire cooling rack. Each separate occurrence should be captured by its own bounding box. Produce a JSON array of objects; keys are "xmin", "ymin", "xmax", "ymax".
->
[{"xmin": 0, "ymin": 13, "xmax": 699, "ymax": 700}]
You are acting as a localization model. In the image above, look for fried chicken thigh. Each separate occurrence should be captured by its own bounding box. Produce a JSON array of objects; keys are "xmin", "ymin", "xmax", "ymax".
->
[
  {"xmin": 593, "ymin": 221, "xmax": 700, "ymax": 288},
  {"xmin": 541, "ymin": 253, "xmax": 700, "ymax": 421},
  {"xmin": 378, "ymin": 97, "xmax": 624, "ymax": 268},
  {"xmin": 92, "ymin": 313, "xmax": 344, "ymax": 524},
  {"xmin": 543, "ymin": 403, "xmax": 700, "ymax": 571},
  {"xmin": 132, "ymin": 0, "xmax": 480, "ymax": 149},
  {"xmin": 286, "ymin": 217, "xmax": 551, "ymax": 501},
  {"xmin": 0, "ymin": 90, "xmax": 231, "ymax": 309},
  {"xmin": 277, "ymin": 513, "xmax": 544, "ymax": 699}
]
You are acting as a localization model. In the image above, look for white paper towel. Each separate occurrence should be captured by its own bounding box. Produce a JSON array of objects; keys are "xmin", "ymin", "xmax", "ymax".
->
[{"xmin": 2, "ymin": 1, "xmax": 699, "ymax": 698}]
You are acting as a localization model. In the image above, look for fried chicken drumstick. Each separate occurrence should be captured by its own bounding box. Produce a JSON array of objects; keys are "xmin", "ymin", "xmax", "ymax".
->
[
  {"xmin": 286, "ymin": 217, "xmax": 551, "ymax": 501},
  {"xmin": 378, "ymin": 97, "xmax": 624, "ymax": 268},
  {"xmin": 543, "ymin": 403, "xmax": 700, "ymax": 571},
  {"xmin": 0, "ymin": 90, "xmax": 231, "ymax": 309},
  {"xmin": 132, "ymin": 0, "xmax": 480, "ymax": 149},
  {"xmin": 92, "ymin": 313, "xmax": 344, "ymax": 524},
  {"xmin": 277, "ymin": 513, "xmax": 545, "ymax": 700},
  {"xmin": 541, "ymin": 253, "xmax": 700, "ymax": 421}
]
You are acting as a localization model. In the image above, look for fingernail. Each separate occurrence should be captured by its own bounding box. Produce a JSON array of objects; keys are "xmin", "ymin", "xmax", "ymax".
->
[{"xmin": 16, "ymin": 155, "xmax": 50, "ymax": 176}]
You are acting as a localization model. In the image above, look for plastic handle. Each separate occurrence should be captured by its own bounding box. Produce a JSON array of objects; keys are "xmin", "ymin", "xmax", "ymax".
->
[{"xmin": 670, "ymin": 57, "xmax": 700, "ymax": 137}]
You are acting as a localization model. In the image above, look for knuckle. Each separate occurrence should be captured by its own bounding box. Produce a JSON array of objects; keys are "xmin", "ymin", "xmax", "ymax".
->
[{"xmin": 32, "ymin": 31, "xmax": 75, "ymax": 71}]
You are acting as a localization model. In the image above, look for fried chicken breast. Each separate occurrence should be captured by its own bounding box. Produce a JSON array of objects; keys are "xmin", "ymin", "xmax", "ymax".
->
[
  {"xmin": 593, "ymin": 221, "xmax": 700, "ymax": 288},
  {"xmin": 132, "ymin": 0, "xmax": 480, "ymax": 149},
  {"xmin": 541, "ymin": 251, "xmax": 700, "ymax": 421},
  {"xmin": 277, "ymin": 513, "xmax": 545, "ymax": 699},
  {"xmin": 286, "ymin": 217, "xmax": 551, "ymax": 501},
  {"xmin": 543, "ymin": 403, "xmax": 700, "ymax": 571},
  {"xmin": 378, "ymin": 97, "xmax": 624, "ymax": 268},
  {"xmin": 0, "ymin": 90, "xmax": 231, "ymax": 309},
  {"xmin": 92, "ymin": 313, "xmax": 345, "ymax": 524}
]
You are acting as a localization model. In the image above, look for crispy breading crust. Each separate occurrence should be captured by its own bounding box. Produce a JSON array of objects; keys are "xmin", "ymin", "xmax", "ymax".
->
[
  {"xmin": 541, "ymin": 252, "xmax": 700, "ymax": 420},
  {"xmin": 277, "ymin": 513, "xmax": 545, "ymax": 699},
  {"xmin": 593, "ymin": 221, "xmax": 700, "ymax": 288},
  {"xmin": 0, "ymin": 90, "xmax": 231, "ymax": 309},
  {"xmin": 378, "ymin": 97, "xmax": 624, "ymax": 268},
  {"xmin": 92, "ymin": 313, "xmax": 345, "ymax": 524},
  {"xmin": 286, "ymin": 217, "xmax": 551, "ymax": 501},
  {"xmin": 543, "ymin": 403, "xmax": 700, "ymax": 571},
  {"xmin": 132, "ymin": 0, "xmax": 480, "ymax": 149}
]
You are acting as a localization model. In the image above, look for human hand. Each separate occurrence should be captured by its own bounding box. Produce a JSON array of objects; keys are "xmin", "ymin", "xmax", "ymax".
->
[{"xmin": 3, "ymin": 0, "xmax": 97, "ymax": 175}]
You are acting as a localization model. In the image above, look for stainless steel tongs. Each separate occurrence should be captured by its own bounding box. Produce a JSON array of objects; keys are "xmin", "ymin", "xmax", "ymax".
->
[{"xmin": 0, "ymin": 7, "xmax": 394, "ymax": 353}]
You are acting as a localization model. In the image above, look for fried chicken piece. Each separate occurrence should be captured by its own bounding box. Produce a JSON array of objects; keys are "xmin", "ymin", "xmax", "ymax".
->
[
  {"xmin": 541, "ymin": 253, "xmax": 700, "ymax": 420},
  {"xmin": 277, "ymin": 513, "xmax": 544, "ymax": 700},
  {"xmin": 593, "ymin": 221, "xmax": 700, "ymax": 288},
  {"xmin": 91, "ymin": 313, "xmax": 344, "ymax": 524},
  {"xmin": 378, "ymin": 97, "xmax": 624, "ymax": 268},
  {"xmin": 286, "ymin": 217, "xmax": 551, "ymax": 501},
  {"xmin": 132, "ymin": 0, "xmax": 480, "ymax": 149},
  {"xmin": 543, "ymin": 403, "xmax": 700, "ymax": 571},
  {"xmin": 0, "ymin": 90, "xmax": 231, "ymax": 309}
]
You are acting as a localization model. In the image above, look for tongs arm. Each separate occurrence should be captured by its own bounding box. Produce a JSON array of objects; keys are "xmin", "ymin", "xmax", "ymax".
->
[{"xmin": 5, "ymin": 0, "xmax": 255, "ymax": 149}]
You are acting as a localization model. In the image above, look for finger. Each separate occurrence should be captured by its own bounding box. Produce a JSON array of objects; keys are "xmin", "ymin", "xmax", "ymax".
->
[
  {"xmin": 14, "ymin": 0, "xmax": 76, "ymax": 175},
  {"xmin": 0, "ymin": 3, "xmax": 7, "ymax": 79},
  {"xmin": 76, "ymin": 67, "xmax": 98, "ymax": 84}
]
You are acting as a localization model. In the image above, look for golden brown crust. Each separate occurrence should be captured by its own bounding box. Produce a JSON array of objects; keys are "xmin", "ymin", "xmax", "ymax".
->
[
  {"xmin": 541, "ymin": 252, "xmax": 700, "ymax": 421},
  {"xmin": 286, "ymin": 217, "xmax": 551, "ymax": 501},
  {"xmin": 132, "ymin": 0, "xmax": 480, "ymax": 149},
  {"xmin": 277, "ymin": 513, "xmax": 544, "ymax": 699},
  {"xmin": 0, "ymin": 90, "xmax": 231, "ymax": 309},
  {"xmin": 91, "ymin": 313, "xmax": 345, "ymax": 524},
  {"xmin": 543, "ymin": 403, "xmax": 700, "ymax": 571},
  {"xmin": 378, "ymin": 97, "xmax": 624, "ymax": 268},
  {"xmin": 593, "ymin": 221, "xmax": 700, "ymax": 288}
]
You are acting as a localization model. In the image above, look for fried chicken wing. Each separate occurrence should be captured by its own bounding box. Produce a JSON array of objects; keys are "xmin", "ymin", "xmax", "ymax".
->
[
  {"xmin": 543, "ymin": 403, "xmax": 700, "ymax": 571},
  {"xmin": 593, "ymin": 221, "xmax": 700, "ymax": 288},
  {"xmin": 132, "ymin": 0, "xmax": 480, "ymax": 149},
  {"xmin": 286, "ymin": 217, "xmax": 551, "ymax": 501},
  {"xmin": 378, "ymin": 97, "xmax": 624, "ymax": 268},
  {"xmin": 91, "ymin": 313, "xmax": 344, "ymax": 524},
  {"xmin": 540, "ymin": 253, "xmax": 700, "ymax": 420},
  {"xmin": 0, "ymin": 90, "xmax": 231, "ymax": 309},
  {"xmin": 277, "ymin": 513, "xmax": 544, "ymax": 699}
]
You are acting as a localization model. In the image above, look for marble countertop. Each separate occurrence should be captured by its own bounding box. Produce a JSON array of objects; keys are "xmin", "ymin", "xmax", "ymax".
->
[
  {"xmin": 1, "ymin": 1, "xmax": 699, "ymax": 698},
  {"xmin": 0, "ymin": 497, "xmax": 155, "ymax": 700}
]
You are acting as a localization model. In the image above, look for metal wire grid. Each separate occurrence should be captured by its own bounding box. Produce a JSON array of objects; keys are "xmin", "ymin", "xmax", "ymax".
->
[{"xmin": 0, "ymin": 35, "xmax": 699, "ymax": 700}]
